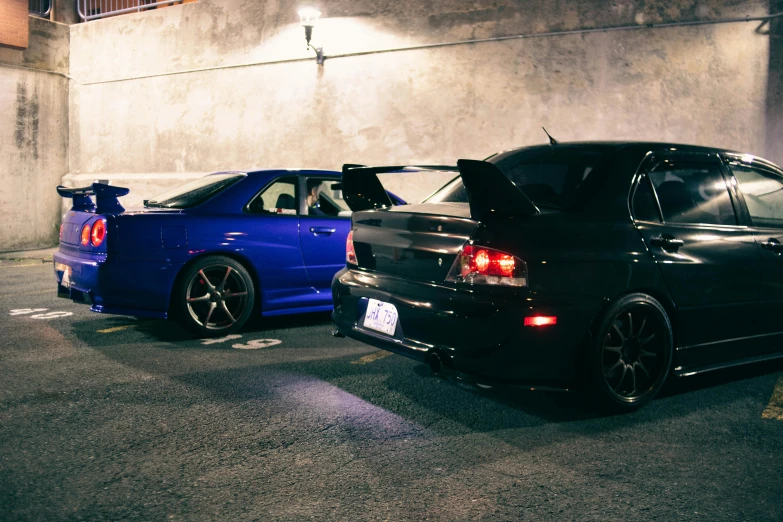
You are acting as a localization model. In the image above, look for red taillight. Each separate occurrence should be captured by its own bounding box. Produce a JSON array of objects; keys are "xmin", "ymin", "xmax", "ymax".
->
[
  {"xmin": 346, "ymin": 230, "xmax": 357, "ymax": 265},
  {"xmin": 90, "ymin": 219, "xmax": 106, "ymax": 247},
  {"xmin": 474, "ymin": 249, "xmax": 490, "ymax": 272},
  {"xmin": 80, "ymin": 224, "xmax": 90, "ymax": 246},
  {"xmin": 524, "ymin": 316, "xmax": 557, "ymax": 327},
  {"xmin": 445, "ymin": 245, "xmax": 527, "ymax": 286}
]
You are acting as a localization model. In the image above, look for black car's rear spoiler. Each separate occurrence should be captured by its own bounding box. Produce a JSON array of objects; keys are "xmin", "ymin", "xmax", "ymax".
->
[
  {"xmin": 341, "ymin": 165, "xmax": 459, "ymax": 211},
  {"xmin": 341, "ymin": 160, "xmax": 538, "ymax": 220},
  {"xmin": 56, "ymin": 182, "xmax": 130, "ymax": 213}
]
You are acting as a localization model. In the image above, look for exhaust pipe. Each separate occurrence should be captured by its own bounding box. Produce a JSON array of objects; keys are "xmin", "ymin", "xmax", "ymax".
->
[{"xmin": 428, "ymin": 351, "xmax": 443, "ymax": 375}]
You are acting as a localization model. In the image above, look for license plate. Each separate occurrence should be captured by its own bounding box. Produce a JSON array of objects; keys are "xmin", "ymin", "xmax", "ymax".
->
[
  {"xmin": 56, "ymin": 262, "xmax": 72, "ymax": 288},
  {"xmin": 363, "ymin": 298, "xmax": 399, "ymax": 336}
]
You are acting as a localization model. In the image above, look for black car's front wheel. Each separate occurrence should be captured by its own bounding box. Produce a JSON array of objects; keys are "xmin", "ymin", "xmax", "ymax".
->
[
  {"xmin": 173, "ymin": 256, "xmax": 255, "ymax": 337},
  {"xmin": 586, "ymin": 293, "xmax": 673, "ymax": 412}
]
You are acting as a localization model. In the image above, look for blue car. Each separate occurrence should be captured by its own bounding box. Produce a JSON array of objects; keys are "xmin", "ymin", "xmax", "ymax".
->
[{"xmin": 54, "ymin": 169, "xmax": 404, "ymax": 336}]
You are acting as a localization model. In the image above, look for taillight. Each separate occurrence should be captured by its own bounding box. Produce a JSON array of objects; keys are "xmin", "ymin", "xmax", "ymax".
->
[
  {"xmin": 524, "ymin": 316, "xmax": 557, "ymax": 327},
  {"xmin": 90, "ymin": 219, "xmax": 106, "ymax": 247},
  {"xmin": 445, "ymin": 244, "xmax": 527, "ymax": 286},
  {"xmin": 346, "ymin": 230, "xmax": 357, "ymax": 265},
  {"xmin": 80, "ymin": 224, "xmax": 90, "ymax": 246}
]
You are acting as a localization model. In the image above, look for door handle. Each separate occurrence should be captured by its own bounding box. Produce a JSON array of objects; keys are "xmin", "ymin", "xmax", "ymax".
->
[
  {"xmin": 310, "ymin": 227, "xmax": 336, "ymax": 236},
  {"xmin": 761, "ymin": 238, "xmax": 783, "ymax": 254},
  {"xmin": 650, "ymin": 235, "xmax": 684, "ymax": 250}
]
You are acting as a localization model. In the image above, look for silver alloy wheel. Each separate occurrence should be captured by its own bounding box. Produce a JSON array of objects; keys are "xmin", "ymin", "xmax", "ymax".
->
[
  {"xmin": 185, "ymin": 264, "xmax": 249, "ymax": 331},
  {"xmin": 601, "ymin": 303, "xmax": 667, "ymax": 402}
]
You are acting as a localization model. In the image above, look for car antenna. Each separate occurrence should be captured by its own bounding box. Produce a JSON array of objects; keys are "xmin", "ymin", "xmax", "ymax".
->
[{"xmin": 542, "ymin": 127, "xmax": 559, "ymax": 146}]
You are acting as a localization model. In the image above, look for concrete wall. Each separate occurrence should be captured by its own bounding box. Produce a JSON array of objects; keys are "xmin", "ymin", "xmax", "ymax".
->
[
  {"xmin": 53, "ymin": 0, "xmax": 80, "ymax": 25},
  {"xmin": 0, "ymin": 16, "xmax": 69, "ymax": 251},
  {"xmin": 768, "ymin": 1, "xmax": 783, "ymax": 167},
  {"xmin": 65, "ymin": 0, "xmax": 781, "ymax": 206}
]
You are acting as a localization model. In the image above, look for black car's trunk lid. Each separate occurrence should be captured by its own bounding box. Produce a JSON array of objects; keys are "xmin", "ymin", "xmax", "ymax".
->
[
  {"xmin": 342, "ymin": 160, "xmax": 540, "ymax": 282},
  {"xmin": 352, "ymin": 203, "xmax": 479, "ymax": 282}
]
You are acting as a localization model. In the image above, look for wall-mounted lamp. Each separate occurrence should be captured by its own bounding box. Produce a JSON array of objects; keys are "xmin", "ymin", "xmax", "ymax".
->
[{"xmin": 298, "ymin": 7, "xmax": 324, "ymax": 65}]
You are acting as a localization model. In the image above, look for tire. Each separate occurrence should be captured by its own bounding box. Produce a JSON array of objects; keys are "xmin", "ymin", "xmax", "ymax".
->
[
  {"xmin": 172, "ymin": 256, "xmax": 255, "ymax": 337},
  {"xmin": 585, "ymin": 293, "xmax": 673, "ymax": 412}
]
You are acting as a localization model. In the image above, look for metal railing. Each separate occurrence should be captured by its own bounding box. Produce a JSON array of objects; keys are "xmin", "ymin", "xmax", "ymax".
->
[
  {"xmin": 77, "ymin": 0, "xmax": 193, "ymax": 22},
  {"xmin": 29, "ymin": 0, "xmax": 52, "ymax": 18}
]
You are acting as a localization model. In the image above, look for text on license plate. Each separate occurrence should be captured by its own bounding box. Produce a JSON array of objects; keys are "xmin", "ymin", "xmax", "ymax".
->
[{"xmin": 363, "ymin": 298, "xmax": 399, "ymax": 336}]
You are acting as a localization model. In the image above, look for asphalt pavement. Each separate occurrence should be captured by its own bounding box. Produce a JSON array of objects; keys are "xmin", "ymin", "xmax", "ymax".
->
[{"xmin": 1, "ymin": 255, "xmax": 782, "ymax": 521}]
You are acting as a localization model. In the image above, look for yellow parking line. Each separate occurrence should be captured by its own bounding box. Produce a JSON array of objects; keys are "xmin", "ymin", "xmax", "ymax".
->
[
  {"xmin": 351, "ymin": 350, "xmax": 393, "ymax": 365},
  {"xmin": 97, "ymin": 325, "xmax": 135, "ymax": 334},
  {"xmin": 762, "ymin": 376, "xmax": 783, "ymax": 421}
]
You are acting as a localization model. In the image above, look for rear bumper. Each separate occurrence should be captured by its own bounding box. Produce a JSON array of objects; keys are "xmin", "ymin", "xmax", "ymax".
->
[
  {"xmin": 53, "ymin": 247, "xmax": 177, "ymax": 319},
  {"xmin": 331, "ymin": 268, "xmax": 603, "ymax": 386}
]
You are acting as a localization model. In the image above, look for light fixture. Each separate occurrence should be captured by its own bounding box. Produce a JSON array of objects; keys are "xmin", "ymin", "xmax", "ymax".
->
[{"xmin": 298, "ymin": 7, "xmax": 324, "ymax": 65}]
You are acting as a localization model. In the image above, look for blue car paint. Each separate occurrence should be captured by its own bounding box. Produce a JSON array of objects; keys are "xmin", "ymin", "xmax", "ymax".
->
[{"xmin": 54, "ymin": 169, "xmax": 385, "ymax": 321}]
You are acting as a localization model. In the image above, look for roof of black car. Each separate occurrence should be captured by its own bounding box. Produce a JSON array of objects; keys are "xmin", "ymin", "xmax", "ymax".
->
[{"xmin": 490, "ymin": 141, "xmax": 739, "ymax": 156}]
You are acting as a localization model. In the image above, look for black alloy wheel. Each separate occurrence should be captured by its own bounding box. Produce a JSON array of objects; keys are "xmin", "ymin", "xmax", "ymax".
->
[
  {"xmin": 587, "ymin": 293, "xmax": 673, "ymax": 411},
  {"xmin": 174, "ymin": 256, "xmax": 255, "ymax": 337}
]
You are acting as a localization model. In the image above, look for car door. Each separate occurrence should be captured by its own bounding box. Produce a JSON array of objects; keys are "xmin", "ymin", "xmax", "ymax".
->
[
  {"xmin": 630, "ymin": 151, "xmax": 761, "ymax": 370},
  {"xmin": 723, "ymin": 154, "xmax": 783, "ymax": 357},
  {"xmin": 242, "ymin": 175, "xmax": 319, "ymax": 312},
  {"xmin": 298, "ymin": 176, "xmax": 351, "ymax": 297}
]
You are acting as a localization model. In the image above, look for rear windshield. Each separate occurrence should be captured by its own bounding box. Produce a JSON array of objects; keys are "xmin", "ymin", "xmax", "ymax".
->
[
  {"xmin": 426, "ymin": 146, "xmax": 611, "ymax": 209},
  {"xmin": 145, "ymin": 173, "xmax": 245, "ymax": 209}
]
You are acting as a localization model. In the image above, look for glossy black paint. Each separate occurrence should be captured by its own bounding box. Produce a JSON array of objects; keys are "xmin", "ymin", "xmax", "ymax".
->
[{"xmin": 332, "ymin": 142, "xmax": 783, "ymax": 387}]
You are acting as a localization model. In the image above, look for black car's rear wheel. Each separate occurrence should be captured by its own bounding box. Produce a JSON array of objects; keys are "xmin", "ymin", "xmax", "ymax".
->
[
  {"xmin": 587, "ymin": 293, "xmax": 673, "ymax": 412},
  {"xmin": 173, "ymin": 256, "xmax": 255, "ymax": 337}
]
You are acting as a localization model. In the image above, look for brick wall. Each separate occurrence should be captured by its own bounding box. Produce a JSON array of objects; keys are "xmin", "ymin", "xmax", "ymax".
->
[{"xmin": 0, "ymin": 0, "xmax": 28, "ymax": 49}]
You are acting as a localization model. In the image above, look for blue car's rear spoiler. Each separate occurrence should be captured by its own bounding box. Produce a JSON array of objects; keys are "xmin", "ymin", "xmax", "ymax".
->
[
  {"xmin": 56, "ymin": 182, "xmax": 130, "ymax": 214},
  {"xmin": 341, "ymin": 161, "xmax": 538, "ymax": 220}
]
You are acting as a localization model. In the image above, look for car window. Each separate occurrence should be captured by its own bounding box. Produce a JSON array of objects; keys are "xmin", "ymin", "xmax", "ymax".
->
[
  {"xmin": 648, "ymin": 161, "xmax": 737, "ymax": 226},
  {"xmin": 425, "ymin": 146, "xmax": 611, "ymax": 209},
  {"xmin": 145, "ymin": 174, "xmax": 244, "ymax": 209},
  {"xmin": 632, "ymin": 173, "xmax": 661, "ymax": 222},
  {"xmin": 730, "ymin": 164, "xmax": 783, "ymax": 228},
  {"xmin": 246, "ymin": 176, "xmax": 298, "ymax": 215},
  {"xmin": 305, "ymin": 178, "xmax": 350, "ymax": 217}
]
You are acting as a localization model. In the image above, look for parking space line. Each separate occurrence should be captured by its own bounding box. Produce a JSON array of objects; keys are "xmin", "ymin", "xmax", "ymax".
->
[
  {"xmin": 0, "ymin": 263, "xmax": 45, "ymax": 269},
  {"xmin": 97, "ymin": 325, "xmax": 135, "ymax": 334},
  {"xmin": 351, "ymin": 350, "xmax": 393, "ymax": 365},
  {"xmin": 762, "ymin": 377, "xmax": 783, "ymax": 421}
]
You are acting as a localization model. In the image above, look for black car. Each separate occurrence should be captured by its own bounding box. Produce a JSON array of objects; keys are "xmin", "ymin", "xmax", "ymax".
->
[{"xmin": 331, "ymin": 142, "xmax": 783, "ymax": 411}]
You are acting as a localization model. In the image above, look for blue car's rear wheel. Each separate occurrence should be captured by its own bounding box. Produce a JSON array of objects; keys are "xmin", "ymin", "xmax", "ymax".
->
[{"xmin": 173, "ymin": 256, "xmax": 255, "ymax": 337}]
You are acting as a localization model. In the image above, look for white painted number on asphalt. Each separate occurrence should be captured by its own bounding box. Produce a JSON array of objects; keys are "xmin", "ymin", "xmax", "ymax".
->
[
  {"xmin": 8, "ymin": 309, "xmax": 73, "ymax": 320},
  {"xmin": 9, "ymin": 308, "xmax": 48, "ymax": 316},
  {"xmin": 232, "ymin": 339, "xmax": 282, "ymax": 350},
  {"xmin": 201, "ymin": 334, "xmax": 243, "ymax": 345},
  {"xmin": 31, "ymin": 311, "xmax": 73, "ymax": 319}
]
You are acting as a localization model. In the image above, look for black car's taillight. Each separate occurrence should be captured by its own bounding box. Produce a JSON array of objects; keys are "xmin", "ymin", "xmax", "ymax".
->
[
  {"xmin": 346, "ymin": 230, "xmax": 358, "ymax": 265},
  {"xmin": 445, "ymin": 245, "xmax": 527, "ymax": 287}
]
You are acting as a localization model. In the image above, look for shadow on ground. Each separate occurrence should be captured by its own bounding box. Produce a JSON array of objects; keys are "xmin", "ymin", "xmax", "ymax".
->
[
  {"xmin": 65, "ymin": 311, "xmax": 335, "ymax": 347},
  {"xmin": 60, "ymin": 305, "xmax": 783, "ymax": 431},
  {"xmin": 81, "ymin": 312, "xmax": 783, "ymax": 433}
]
